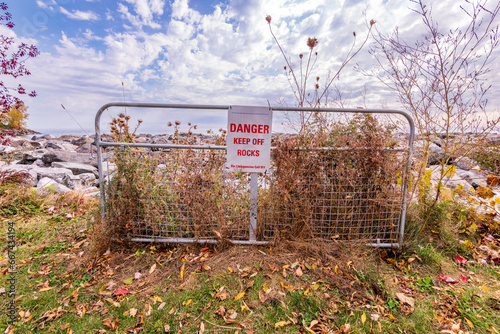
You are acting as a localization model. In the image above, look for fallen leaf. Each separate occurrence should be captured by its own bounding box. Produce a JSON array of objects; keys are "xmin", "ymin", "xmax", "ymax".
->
[
  {"xmin": 168, "ymin": 307, "xmax": 176, "ymax": 315},
  {"xmin": 396, "ymin": 293, "xmax": 415, "ymax": 307},
  {"xmin": 59, "ymin": 323, "xmax": 71, "ymax": 330},
  {"xmin": 454, "ymin": 254, "xmax": 468, "ymax": 264},
  {"xmin": 134, "ymin": 272, "xmax": 142, "ymax": 280},
  {"xmin": 123, "ymin": 277, "xmax": 134, "ymax": 284},
  {"xmin": 275, "ymin": 320, "xmax": 291, "ymax": 328},
  {"xmin": 465, "ymin": 318, "xmax": 474, "ymax": 328},
  {"xmin": 114, "ymin": 288, "xmax": 130, "ymax": 295},
  {"xmin": 295, "ymin": 267, "xmax": 303, "ymax": 276},
  {"xmin": 340, "ymin": 323, "xmax": 351, "ymax": 333},
  {"xmin": 437, "ymin": 275, "xmax": 459, "ymax": 284},
  {"xmin": 129, "ymin": 308, "xmax": 138, "ymax": 317},
  {"xmin": 180, "ymin": 263, "xmax": 185, "ymax": 280},
  {"xmin": 361, "ymin": 312, "xmax": 366, "ymax": 324},
  {"xmin": 460, "ymin": 274, "xmax": 470, "ymax": 282},
  {"xmin": 102, "ymin": 317, "xmax": 119, "ymax": 331},
  {"xmin": 234, "ymin": 292, "xmax": 245, "ymax": 301},
  {"xmin": 183, "ymin": 299, "xmax": 192, "ymax": 306},
  {"xmin": 149, "ymin": 263, "xmax": 156, "ymax": 274},
  {"xmin": 105, "ymin": 298, "xmax": 121, "ymax": 307}
]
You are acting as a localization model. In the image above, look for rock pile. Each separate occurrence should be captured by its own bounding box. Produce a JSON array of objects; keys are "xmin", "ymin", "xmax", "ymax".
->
[{"xmin": 0, "ymin": 134, "xmax": 99, "ymax": 196}]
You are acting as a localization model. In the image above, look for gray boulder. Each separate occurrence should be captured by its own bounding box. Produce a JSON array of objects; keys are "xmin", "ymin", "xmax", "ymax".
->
[
  {"xmin": 36, "ymin": 177, "xmax": 71, "ymax": 194},
  {"xmin": 52, "ymin": 162, "xmax": 97, "ymax": 175},
  {"xmin": 44, "ymin": 141, "xmax": 78, "ymax": 151},
  {"xmin": 32, "ymin": 166, "xmax": 73, "ymax": 184},
  {"xmin": 62, "ymin": 172, "xmax": 97, "ymax": 189},
  {"xmin": 19, "ymin": 150, "xmax": 48, "ymax": 164},
  {"xmin": 42, "ymin": 150, "xmax": 97, "ymax": 167}
]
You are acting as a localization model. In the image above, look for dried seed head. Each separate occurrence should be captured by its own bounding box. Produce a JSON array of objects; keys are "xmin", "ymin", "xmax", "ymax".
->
[
  {"xmin": 284, "ymin": 66, "xmax": 286, "ymax": 71},
  {"xmin": 299, "ymin": 54, "xmax": 303, "ymax": 59},
  {"xmin": 316, "ymin": 76, "xmax": 320, "ymax": 81},
  {"xmin": 370, "ymin": 19, "xmax": 376, "ymax": 26},
  {"xmin": 125, "ymin": 115, "xmax": 131, "ymax": 121},
  {"xmin": 353, "ymin": 31, "xmax": 356, "ymax": 37},
  {"xmin": 315, "ymin": 84, "xmax": 320, "ymax": 89},
  {"xmin": 167, "ymin": 122, "xmax": 172, "ymax": 126},
  {"xmin": 175, "ymin": 120, "xmax": 181, "ymax": 125},
  {"xmin": 265, "ymin": 15, "xmax": 271, "ymax": 23},
  {"xmin": 138, "ymin": 119, "xmax": 143, "ymax": 123},
  {"xmin": 307, "ymin": 37, "xmax": 318, "ymax": 49},
  {"xmin": 194, "ymin": 125, "xmax": 198, "ymax": 130},
  {"xmin": 118, "ymin": 113, "xmax": 126, "ymax": 118}
]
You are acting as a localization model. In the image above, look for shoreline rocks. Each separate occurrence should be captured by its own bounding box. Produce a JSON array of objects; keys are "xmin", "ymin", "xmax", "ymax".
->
[{"xmin": 0, "ymin": 133, "xmax": 99, "ymax": 196}]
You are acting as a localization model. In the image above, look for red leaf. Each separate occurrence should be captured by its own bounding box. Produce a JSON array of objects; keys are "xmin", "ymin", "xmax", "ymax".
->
[
  {"xmin": 438, "ymin": 275, "xmax": 459, "ymax": 284},
  {"xmin": 460, "ymin": 274, "xmax": 470, "ymax": 282},
  {"xmin": 454, "ymin": 254, "xmax": 468, "ymax": 264},
  {"xmin": 114, "ymin": 288, "xmax": 130, "ymax": 295}
]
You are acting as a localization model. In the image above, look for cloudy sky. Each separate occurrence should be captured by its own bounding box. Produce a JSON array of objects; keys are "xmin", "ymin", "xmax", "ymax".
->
[{"xmin": 4, "ymin": 0, "xmax": 500, "ymax": 134}]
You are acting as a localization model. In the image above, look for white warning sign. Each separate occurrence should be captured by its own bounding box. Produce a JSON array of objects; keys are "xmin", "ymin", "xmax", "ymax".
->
[{"xmin": 226, "ymin": 105, "xmax": 272, "ymax": 173}]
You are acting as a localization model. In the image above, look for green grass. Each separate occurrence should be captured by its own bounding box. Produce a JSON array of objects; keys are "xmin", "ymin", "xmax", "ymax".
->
[{"xmin": 1, "ymin": 183, "xmax": 500, "ymax": 334}]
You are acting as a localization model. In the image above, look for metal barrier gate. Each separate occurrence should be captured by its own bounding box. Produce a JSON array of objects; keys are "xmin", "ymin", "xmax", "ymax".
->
[{"xmin": 95, "ymin": 103, "xmax": 414, "ymax": 247}]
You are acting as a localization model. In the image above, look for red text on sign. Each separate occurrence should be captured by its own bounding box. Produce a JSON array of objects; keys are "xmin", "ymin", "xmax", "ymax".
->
[
  {"xmin": 230, "ymin": 123, "xmax": 269, "ymax": 134},
  {"xmin": 234, "ymin": 137, "xmax": 251, "ymax": 144},
  {"xmin": 237, "ymin": 149, "xmax": 260, "ymax": 157}
]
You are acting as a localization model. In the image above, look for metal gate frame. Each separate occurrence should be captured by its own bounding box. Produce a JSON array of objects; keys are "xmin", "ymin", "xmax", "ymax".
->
[{"xmin": 94, "ymin": 102, "xmax": 414, "ymax": 247}]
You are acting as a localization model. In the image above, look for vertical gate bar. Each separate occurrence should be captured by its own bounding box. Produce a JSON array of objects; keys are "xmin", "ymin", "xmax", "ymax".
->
[{"xmin": 249, "ymin": 172, "xmax": 258, "ymax": 243}]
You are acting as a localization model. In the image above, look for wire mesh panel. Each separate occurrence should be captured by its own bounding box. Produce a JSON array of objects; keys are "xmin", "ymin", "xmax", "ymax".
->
[
  {"xmin": 259, "ymin": 147, "xmax": 407, "ymax": 244},
  {"xmin": 102, "ymin": 146, "xmax": 253, "ymax": 241},
  {"xmin": 95, "ymin": 103, "xmax": 414, "ymax": 247}
]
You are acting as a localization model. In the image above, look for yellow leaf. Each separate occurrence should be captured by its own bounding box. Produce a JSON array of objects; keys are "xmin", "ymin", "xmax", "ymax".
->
[
  {"xmin": 482, "ymin": 286, "xmax": 490, "ymax": 290},
  {"xmin": 477, "ymin": 185, "xmax": 495, "ymax": 199},
  {"xmin": 465, "ymin": 318, "xmax": 474, "ymax": 328},
  {"xmin": 444, "ymin": 165, "xmax": 456, "ymax": 178},
  {"xmin": 180, "ymin": 263, "xmax": 185, "ymax": 280},
  {"xmin": 440, "ymin": 187, "xmax": 453, "ymax": 201},
  {"xmin": 275, "ymin": 320, "xmax": 291, "ymax": 328},
  {"xmin": 388, "ymin": 313, "xmax": 396, "ymax": 320},
  {"xmin": 495, "ymin": 197, "xmax": 500, "ymax": 204},
  {"xmin": 334, "ymin": 265, "xmax": 338, "ymax": 274},
  {"xmin": 228, "ymin": 266, "xmax": 233, "ymax": 273},
  {"xmin": 361, "ymin": 312, "xmax": 366, "ymax": 324},
  {"xmin": 262, "ymin": 283, "xmax": 271, "ymax": 293},
  {"xmin": 234, "ymin": 292, "xmax": 245, "ymax": 301},
  {"xmin": 183, "ymin": 299, "xmax": 192, "ymax": 306}
]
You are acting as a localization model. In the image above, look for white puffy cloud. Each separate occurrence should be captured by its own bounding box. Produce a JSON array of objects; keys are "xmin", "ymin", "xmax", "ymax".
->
[
  {"xmin": 16, "ymin": 0, "xmax": 500, "ymax": 133},
  {"xmin": 60, "ymin": 7, "xmax": 100, "ymax": 21},
  {"xmin": 118, "ymin": 0, "xmax": 166, "ymax": 29}
]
